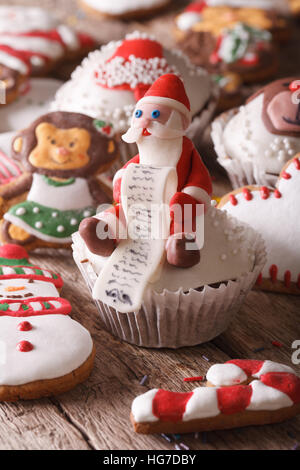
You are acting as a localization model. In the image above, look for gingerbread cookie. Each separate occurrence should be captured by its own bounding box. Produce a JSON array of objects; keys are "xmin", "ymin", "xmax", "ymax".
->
[
  {"xmin": 212, "ymin": 77, "xmax": 300, "ymax": 188},
  {"xmin": 79, "ymin": 0, "xmax": 171, "ymax": 20},
  {"xmin": 0, "ymin": 78, "xmax": 62, "ymax": 133},
  {"xmin": 131, "ymin": 359, "xmax": 300, "ymax": 434},
  {"xmin": 0, "ymin": 111, "xmax": 118, "ymax": 251},
  {"xmin": 0, "ymin": 5, "xmax": 95, "ymax": 105},
  {"xmin": 175, "ymin": 5, "xmax": 279, "ymax": 84},
  {"xmin": 0, "ymin": 244, "xmax": 94, "ymax": 401},
  {"xmin": 218, "ymin": 156, "xmax": 300, "ymax": 294}
]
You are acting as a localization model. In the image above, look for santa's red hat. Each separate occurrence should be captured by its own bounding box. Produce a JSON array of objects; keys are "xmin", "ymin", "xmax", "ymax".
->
[{"xmin": 137, "ymin": 74, "xmax": 192, "ymax": 123}]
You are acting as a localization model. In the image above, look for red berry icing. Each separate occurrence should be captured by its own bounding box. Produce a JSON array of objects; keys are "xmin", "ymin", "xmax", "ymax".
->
[
  {"xmin": 261, "ymin": 372, "xmax": 300, "ymax": 404},
  {"xmin": 227, "ymin": 359, "xmax": 264, "ymax": 376},
  {"xmin": 16, "ymin": 340, "xmax": 34, "ymax": 352},
  {"xmin": 217, "ymin": 385, "xmax": 252, "ymax": 415},
  {"xmin": 153, "ymin": 390, "xmax": 193, "ymax": 422},
  {"xmin": 17, "ymin": 321, "xmax": 32, "ymax": 332}
]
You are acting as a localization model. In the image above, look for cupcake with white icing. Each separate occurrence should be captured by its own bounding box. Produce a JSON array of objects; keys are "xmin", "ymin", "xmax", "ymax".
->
[
  {"xmin": 51, "ymin": 31, "xmax": 218, "ymax": 171},
  {"xmin": 211, "ymin": 77, "xmax": 300, "ymax": 188},
  {"xmin": 79, "ymin": 0, "xmax": 171, "ymax": 19}
]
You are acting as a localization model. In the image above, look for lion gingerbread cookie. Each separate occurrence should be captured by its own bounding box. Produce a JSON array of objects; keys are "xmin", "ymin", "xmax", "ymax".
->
[
  {"xmin": 0, "ymin": 5, "xmax": 95, "ymax": 104},
  {"xmin": 0, "ymin": 244, "xmax": 94, "ymax": 401},
  {"xmin": 218, "ymin": 156, "xmax": 300, "ymax": 295},
  {"xmin": 212, "ymin": 77, "xmax": 300, "ymax": 188},
  {"xmin": 0, "ymin": 111, "xmax": 118, "ymax": 251},
  {"xmin": 131, "ymin": 359, "xmax": 300, "ymax": 434}
]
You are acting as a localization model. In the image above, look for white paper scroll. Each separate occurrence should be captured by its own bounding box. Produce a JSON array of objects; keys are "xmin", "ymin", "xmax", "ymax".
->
[{"xmin": 92, "ymin": 163, "xmax": 177, "ymax": 313}]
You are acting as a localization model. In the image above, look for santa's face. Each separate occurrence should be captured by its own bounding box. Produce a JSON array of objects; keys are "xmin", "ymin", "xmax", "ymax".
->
[{"xmin": 123, "ymin": 103, "xmax": 186, "ymax": 144}]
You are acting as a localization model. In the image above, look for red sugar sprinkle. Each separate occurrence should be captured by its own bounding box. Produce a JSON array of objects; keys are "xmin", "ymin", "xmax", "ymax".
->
[
  {"xmin": 294, "ymin": 158, "xmax": 300, "ymax": 170},
  {"xmin": 243, "ymin": 188, "xmax": 253, "ymax": 201},
  {"xmin": 229, "ymin": 194, "xmax": 238, "ymax": 206},
  {"xmin": 284, "ymin": 270, "xmax": 291, "ymax": 288},
  {"xmin": 272, "ymin": 340, "xmax": 283, "ymax": 348},
  {"xmin": 256, "ymin": 273, "xmax": 263, "ymax": 286},
  {"xmin": 260, "ymin": 186, "xmax": 270, "ymax": 200},
  {"xmin": 183, "ymin": 376, "xmax": 204, "ymax": 383},
  {"xmin": 282, "ymin": 171, "xmax": 291, "ymax": 180},
  {"xmin": 270, "ymin": 264, "xmax": 278, "ymax": 283},
  {"xmin": 274, "ymin": 189, "xmax": 282, "ymax": 198}
]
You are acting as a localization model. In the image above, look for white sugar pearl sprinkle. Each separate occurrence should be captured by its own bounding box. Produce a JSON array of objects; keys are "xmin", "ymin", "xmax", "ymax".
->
[
  {"xmin": 57, "ymin": 225, "xmax": 65, "ymax": 233},
  {"xmin": 35, "ymin": 221, "xmax": 43, "ymax": 229},
  {"xmin": 52, "ymin": 212, "xmax": 58, "ymax": 218},
  {"xmin": 70, "ymin": 218, "xmax": 78, "ymax": 226},
  {"xmin": 16, "ymin": 208, "xmax": 26, "ymax": 216},
  {"xmin": 33, "ymin": 207, "xmax": 40, "ymax": 214}
]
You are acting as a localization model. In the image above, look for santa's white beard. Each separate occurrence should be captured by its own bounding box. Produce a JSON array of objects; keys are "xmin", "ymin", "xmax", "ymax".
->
[{"xmin": 123, "ymin": 119, "xmax": 185, "ymax": 144}]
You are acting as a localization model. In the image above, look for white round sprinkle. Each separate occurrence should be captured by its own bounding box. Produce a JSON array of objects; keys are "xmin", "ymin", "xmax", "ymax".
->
[
  {"xmin": 57, "ymin": 225, "xmax": 65, "ymax": 233},
  {"xmin": 70, "ymin": 218, "xmax": 78, "ymax": 226},
  {"xmin": 33, "ymin": 207, "xmax": 40, "ymax": 214},
  {"xmin": 35, "ymin": 221, "xmax": 43, "ymax": 229},
  {"xmin": 220, "ymin": 254, "xmax": 227, "ymax": 261},
  {"xmin": 52, "ymin": 212, "xmax": 58, "ymax": 218},
  {"xmin": 16, "ymin": 208, "xmax": 26, "ymax": 216},
  {"xmin": 83, "ymin": 210, "xmax": 91, "ymax": 218}
]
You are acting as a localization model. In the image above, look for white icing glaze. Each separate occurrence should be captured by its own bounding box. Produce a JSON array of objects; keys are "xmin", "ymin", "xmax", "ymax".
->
[
  {"xmin": 0, "ymin": 278, "xmax": 59, "ymax": 299},
  {"xmin": 221, "ymin": 94, "xmax": 300, "ymax": 176},
  {"xmin": 0, "ymin": 35, "xmax": 64, "ymax": 61},
  {"xmin": 28, "ymin": 174, "xmax": 94, "ymax": 211},
  {"xmin": 253, "ymin": 360, "xmax": 295, "ymax": 377},
  {"xmin": 220, "ymin": 158, "xmax": 300, "ymax": 283},
  {"xmin": 207, "ymin": 363, "xmax": 247, "ymax": 386},
  {"xmin": 183, "ymin": 387, "xmax": 220, "ymax": 420},
  {"xmin": 0, "ymin": 6, "xmax": 58, "ymax": 33},
  {"xmin": 0, "ymin": 78, "xmax": 62, "ymax": 133},
  {"xmin": 0, "ymin": 314, "xmax": 93, "ymax": 386},
  {"xmin": 131, "ymin": 389, "xmax": 159, "ymax": 423},
  {"xmin": 82, "ymin": 0, "xmax": 169, "ymax": 15},
  {"xmin": 0, "ymin": 50, "xmax": 28, "ymax": 75},
  {"xmin": 247, "ymin": 380, "xmax": 293, "ymax": 411},
  {"xmin": 51, "ymin": 32, "xmax": 212, "ymax": 133}
]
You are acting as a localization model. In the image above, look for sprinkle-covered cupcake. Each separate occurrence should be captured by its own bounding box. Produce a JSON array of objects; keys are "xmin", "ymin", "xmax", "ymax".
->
[
  {"xmin": 212, "ymin": 77, "xmax": 300, "ymax": 188},
  {"xmin": 73, "ymin": 74, "xmax": 265, "ymax": 348}
]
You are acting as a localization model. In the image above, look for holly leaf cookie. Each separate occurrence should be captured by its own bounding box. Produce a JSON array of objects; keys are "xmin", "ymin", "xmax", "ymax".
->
[{"xmin": 219, "ymin": 156, "xmax": 300, "ymax": 294}]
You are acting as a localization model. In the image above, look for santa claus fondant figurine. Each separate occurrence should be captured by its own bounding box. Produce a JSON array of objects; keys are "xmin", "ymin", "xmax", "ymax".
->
[{"xmin": 79, "ymin": 74, "xmax": 212, "ymax": 268}]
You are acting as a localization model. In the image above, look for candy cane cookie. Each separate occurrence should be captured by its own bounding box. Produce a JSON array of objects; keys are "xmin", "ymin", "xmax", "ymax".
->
[
  {"xmin": 131, "ymin": 359, "xmax": 300, "ymax": 434},
  {"xmin": 0, "ymin": 244, "xmax": 95, "ymax": 401}
]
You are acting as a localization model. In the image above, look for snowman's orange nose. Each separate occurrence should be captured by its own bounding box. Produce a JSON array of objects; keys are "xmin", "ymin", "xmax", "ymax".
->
[{"xmin": 5, "ymin": 286, "xmax": 25, "ymax": 292}]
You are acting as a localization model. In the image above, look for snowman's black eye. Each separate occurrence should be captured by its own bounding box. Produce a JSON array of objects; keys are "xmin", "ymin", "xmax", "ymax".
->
[
  {"xmin": 69, "ymin": 142, "xmax": 75, "ymax": 148},
  {"xmin": 51, "ymin": 139, "xmax": 56, "ymax": 145}
]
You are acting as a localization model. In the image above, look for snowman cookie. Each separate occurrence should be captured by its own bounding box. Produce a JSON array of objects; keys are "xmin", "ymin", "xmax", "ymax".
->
[
  {"xmin": 0, "ymin": 244, "xmax": 94, "ymax": 401},
  {"xmin": 79, "ymin": 0, "xmax": 171, "ymax": 20},
  {"xmin": 219, "ymin": 156, "xmax": 300, "ymax": 294},
  {"xmin": 131, "ymin": 359, "xmax": 300, "ymax": 434},
  {"xmin": 0, "ymin": 111, "xmax": 118, "ymax": 251},
  {"xmin": 0, "ymin": 5, "xmax": 95, "ymax": 104},
  {"xmin": 212, "ymin": 77, "xmax": 300, "ymax": 188}
]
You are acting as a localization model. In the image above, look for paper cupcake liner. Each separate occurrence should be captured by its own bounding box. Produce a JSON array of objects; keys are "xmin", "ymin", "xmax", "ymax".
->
[
  {"xmin": 211, "ymin": 110, "xmax": 278, "ymax": 189},
  {"xmin": 73, "ymin": 228, "xmax": 266, "ymax": 349}
]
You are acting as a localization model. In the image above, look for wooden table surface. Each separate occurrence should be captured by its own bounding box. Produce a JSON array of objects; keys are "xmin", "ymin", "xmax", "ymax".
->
[{"xmin": 0, "ymin": 0, "xmax": 299, "ymax": 451}]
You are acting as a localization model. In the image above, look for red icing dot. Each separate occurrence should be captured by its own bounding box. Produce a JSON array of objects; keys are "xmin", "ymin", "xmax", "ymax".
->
[
  {"xmin": 227, "ymin": 359, "xmax": 264, "ymax": 377},
  {"xmin": 282, "ymin": 171, "xmax": 291, "ymax": 180},
  {"xmin": 243, "ymin": 188, "xmax": 253, "ymax": 201},
  {"xmin": 0, "ymin": 244, "xmax": 29, "ymax": 260},
  {"xmin": 270, "ymin": 264, "xmax": 278, "ymax": 283},
  {"xmin": 274, "ymin": 189, "xmax": 282, "ymax": 198},
  {"xmin": 229, "ymin": 194, "xmax": 238, "ymax": 206},
  {"xmin": 261, "ymin": 372, "xmax": 300, "ymax": 405},
  {"xmin": 284, "ymin": 270, "xmax": 291, "ymax": 288},
  {"xmin": 294, "ymin": 158, "xmax": 300, "ymax": 170},
  {"xmin": 217, "ymin": 385, "xmax": 252, "ymax": 415},
  {"xmin": 16, "ymin": 340, "xmax": 33, "ymax": 352},
  {"xmin": 289, "ymin": 81, "xmax": 300, "ymax": 92},
  {"xmin": 260, "ymin": 186, "xmax": 270, "ymax": 200},
  {"xmin": 152, "ymin": 390, "xmax": 193, "ymax": 422},
  {"xmin": 17, "ymin": 321, "xmax": 32, "ymax": 332}
]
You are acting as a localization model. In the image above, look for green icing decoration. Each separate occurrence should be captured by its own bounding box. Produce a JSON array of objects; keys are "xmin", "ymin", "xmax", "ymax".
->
[
  {"xmin": 52, "ymin": 274, "xmax": 58, "ymax": 280},
  {"xmin": 0, "ymin": 257, "xmax": 32, "ymax": 267},
  {"xmin": 42, "ymin": 176, "xmax": 76, "ymax": 187},
  {"xmin": 22, "ymin": 304, "xmax": 29, "ymax": 311},
  {"xmin": 0, "ymin": 303, "xmax": 9, "ymax": 311},
  {"xmin": 14, "ymin": 267, "xmax": 25, "ymax": 275},
  {"xmin": 35, "ymin": 269, "xmax": 43, "ymax": 275},
  {"xmin": 8, "ymin": 201, "xmax": 96, "ymax": 240},
  {"xmin": 43, "ymin": 302, "xmax": 51, "ymax": 310}
]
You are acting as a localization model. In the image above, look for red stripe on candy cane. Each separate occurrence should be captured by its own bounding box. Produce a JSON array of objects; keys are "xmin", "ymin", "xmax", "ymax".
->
[
  {"xmin": 152, "ymin": 390, "xmax": 193, "ymax": 422},
  {"xmin": 227, "ymin": 359, "xmax": 264, "ymax": 377},
  {"xmin": 261, "ymin": 372, "xmax": 300, "ymax": 404},
  {"xmin": 217, "ymin": 385, "xmax": 252, "ymax": 415}
]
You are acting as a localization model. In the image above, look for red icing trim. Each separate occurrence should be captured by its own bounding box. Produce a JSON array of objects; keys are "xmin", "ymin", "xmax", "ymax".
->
[
  {"xmin": 261, "ymin": 372, "xmax": 300, "ymax": 405},
  {"xmin": 294, "ymin": 158, "xmax": 300, "ymax": 170},
  {"xmin": 243, "ymin": 188, "xmax": 253, "ymax": 201},
  {"xmin": 0, "ymin": 268, "xmax": 63, "ymax": 289},
  {"xmin": 282, "ymin": 171, "xmax": 291, "ymax": 180},
  {"xmin": 153, "ymin": 390, "xmax": 193, "ymax": 422},
  {"xmin": 227, "ymin": 359, "xmax": 264, "ymax": 377},
  {"xmin": 260, "ymin": 186, "xmax": 270, "ymax": 200},
  {"xmin": 2, "ymin": 29, "xmax": 65, "ymax": 46},
  {"xmin": 284, "ymin": 270, "xmax": 291, "ymax": 288},
  {"xmin": 274, "ymin": 189, "xmax": 282, "ymax": 198},
  {"xmin": 217, "ymin": 385, "xmax": 252, "ymax": 415},
  {"xmin": 16, "ymin": 340, "xmax": 33, "ymax": 352},
  {"xmin": 0, "ymin": 297, "xmax": 71, "ymax": 317},
  {"xmin": 0, "ymin": 45, "xmax": 31, "ymax": 74},
  {"xmin": 229, "ymin": 194, "xmax": 238, "ymax": 206},
  {"xmin": 17, "ymin": 321, "xmax": 32, "ymax": 332},
  {"xmin": 270, "ymin": 264, "xmax": 278, "ymax": 283}
]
